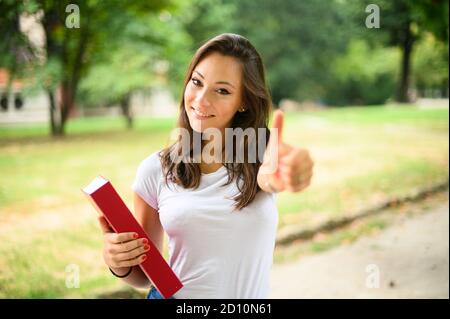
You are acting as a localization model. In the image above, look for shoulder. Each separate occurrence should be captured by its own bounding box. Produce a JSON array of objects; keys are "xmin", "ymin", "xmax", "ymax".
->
[
  {"xmin": 136, "ymin": 150, "xmax": 163, "ymax": 178},
  {"xmin": 132, "ymin": 150, "xmax": 164, "ymax": 210}
]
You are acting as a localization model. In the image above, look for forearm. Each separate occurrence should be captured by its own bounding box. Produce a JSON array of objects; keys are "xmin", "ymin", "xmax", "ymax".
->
[{"xmin": 257, "ymin": 173, "xmax": 276, "ymax": 193}]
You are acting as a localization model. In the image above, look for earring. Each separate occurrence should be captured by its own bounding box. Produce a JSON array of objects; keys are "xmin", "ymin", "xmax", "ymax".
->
[{"xmin": 240, "ymin": 106, "xmax": 246, "ymax": 112}]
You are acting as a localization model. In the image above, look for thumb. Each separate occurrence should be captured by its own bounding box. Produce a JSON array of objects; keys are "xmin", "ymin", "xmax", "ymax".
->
[
  {"xmin": 98, "ymin": 216, "xmax": 114, "ymax": 234},
  {"xmin": 261, "ymin": 110, "xmax": 284, "ymax": 176},
  {"xmin": 270, "ymin": 110, "xmax": 284, "ymax": 145}
]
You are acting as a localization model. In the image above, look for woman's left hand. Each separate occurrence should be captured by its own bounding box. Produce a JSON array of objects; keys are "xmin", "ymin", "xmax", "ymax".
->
[{"xmin": 258, "ymin": 110, "xmax": 314, "ymax": 193}]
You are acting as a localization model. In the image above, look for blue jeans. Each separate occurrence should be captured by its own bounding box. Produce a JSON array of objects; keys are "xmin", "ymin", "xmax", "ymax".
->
[{"xmin": 146, "ymin": 287, "xmax": 176, "ymax": 299}]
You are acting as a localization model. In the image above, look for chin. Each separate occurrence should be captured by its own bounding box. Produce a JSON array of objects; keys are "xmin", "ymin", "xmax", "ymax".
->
[
  {"xmin": 187, "ymin": 113, "xmax": 216, "ymax": 133},
  {"xmin": 190, "ymin": 121, "xmax": 212, "ymax": 133}
]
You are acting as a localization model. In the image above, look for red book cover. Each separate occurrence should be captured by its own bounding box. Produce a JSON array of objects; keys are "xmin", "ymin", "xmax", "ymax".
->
[{"xmin": 82, "ymin": 176, "xmax": 183, "ymax": 299}]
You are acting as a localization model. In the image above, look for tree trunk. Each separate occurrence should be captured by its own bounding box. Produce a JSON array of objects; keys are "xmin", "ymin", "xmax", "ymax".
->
[
  {"xmin": 442, "ymin": 80, "xmax": 449, "ymax": 98},
  {"xmin": 43, "ymin": 9, "xmax": 65, "ymax": 136},
  {"xmin": 48, "ymin": 89, "xmax": 57, "ymax": 135},
  {"xmin": 59, "ymin": 81, "xmax": 74, "ymax": 135},
  {"xmin": 397, "ymin": 19, "xmax": 414, "ymax": 103},
  {"xmin": 120, "ymin": 94, "xmax": 133, "ymax": 129},
  {"xmin": 47, "ymin": 84, "xmax": 70, "ymax": 136},
  {"xmin": 42, "ymin": 8, "xmax": 89, "ymax": 137}
]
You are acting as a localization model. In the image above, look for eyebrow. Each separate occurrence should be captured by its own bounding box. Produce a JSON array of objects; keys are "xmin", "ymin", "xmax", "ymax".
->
[{"xmin": 193, "ymin": 70, "xmax": 236, "ymax": 89}]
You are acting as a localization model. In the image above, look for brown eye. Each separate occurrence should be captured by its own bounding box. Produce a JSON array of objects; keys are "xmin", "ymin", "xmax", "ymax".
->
[
  {"xmin": 217, "ymin": 88, "xmax": 230, "ymax": 95},
  {"xmin": 191, "ymin": 78, "xmax": 201, "ymax": 86}
]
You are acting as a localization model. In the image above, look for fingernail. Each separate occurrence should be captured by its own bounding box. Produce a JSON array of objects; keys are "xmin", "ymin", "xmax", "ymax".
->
[
  {"xmin": 141, "ymin": 255, "xmax": 147, "ymax": 261},
  {"xmin": 142, "ymin": 238, "xmax": 148, "ymax": 244},
  {"xmin": 144, "ymin": 244, "xmax": 150, "ymax": 251},
  {"xmin": 133, "ymin": 233, "xmax": 138, "ymax": 239}
]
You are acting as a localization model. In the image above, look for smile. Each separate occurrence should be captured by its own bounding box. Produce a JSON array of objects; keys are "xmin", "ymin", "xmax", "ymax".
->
[{"xmin": 191, "ymin": 107, "xmax": 215, "ymax": 119}]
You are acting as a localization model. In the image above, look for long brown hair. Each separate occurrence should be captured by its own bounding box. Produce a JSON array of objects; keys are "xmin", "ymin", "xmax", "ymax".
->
[{"xmin": 160, "ymin": 33, "xmax": 273, "ymax": 210}]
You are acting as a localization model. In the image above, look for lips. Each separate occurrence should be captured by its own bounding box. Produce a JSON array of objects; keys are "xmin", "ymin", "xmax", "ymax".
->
[{"xmin": 191, "ymin": 107, "xmax": 215, "ymax": 119}]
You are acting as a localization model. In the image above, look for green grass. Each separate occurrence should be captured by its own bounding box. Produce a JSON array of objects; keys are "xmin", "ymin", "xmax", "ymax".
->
[
  {"xmin": 0, "ymin": 104, "xmax": 448, "ymax": 298},
  {"xmin": 0, "ymin": 116, "xmax": 177, "ymax": 209},
  {"xmin": 286, "ymin": 104, "xmax": 449, "ymax": 127},
  {"xmin": 0, "ymin": 116, "xmax": 176, "ymax": 139},
  {"xmin": 0, "ymin": 215, "xmax": 148, "ymax": 298},
  {"xmin": 276, "ymin": 158, "xmax": 447, "ymax": 226}
]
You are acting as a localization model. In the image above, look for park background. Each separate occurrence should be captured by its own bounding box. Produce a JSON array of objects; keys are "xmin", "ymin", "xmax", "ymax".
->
[{"xmin": 0, "ymin": 0, "xmax": 448, "ymax": 298}]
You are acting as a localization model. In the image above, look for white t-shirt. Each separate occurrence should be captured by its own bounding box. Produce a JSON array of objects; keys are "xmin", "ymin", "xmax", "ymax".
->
[{"xmin": 132, "ymin": 150, "xmax": 279, "ymax": 299}]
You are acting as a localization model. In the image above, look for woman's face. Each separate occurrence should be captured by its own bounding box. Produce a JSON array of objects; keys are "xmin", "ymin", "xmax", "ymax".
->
[{"xmin": 184, "ymin": 52, "xmax": 243, "ymax": 133}]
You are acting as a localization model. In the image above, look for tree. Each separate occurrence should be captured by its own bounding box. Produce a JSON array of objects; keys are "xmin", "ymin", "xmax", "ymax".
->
[
  {"xmin": 324, "ymin": 39, "xmax": 400, "ymax": 106},
  {"xmin": 78, "ymin": 3, "xmax": 193, "ymax": 129},
  {"xmin": 413, "ymin": 33, "xmax": 449, "ymax": 97},
  {"xmin": 228, "ymin": 0, "xmax": 352, "ymax": 104},
  {"xmin": 0, "ymin": 0, "xmax": 172, "ymax": 136},
  {"xmin": 359, "ymin": 0, "xmax": 449, "ymax": 102},
  {"xmin": 0, "ymin": 0, "xmax": 37, "ymax": 105}
]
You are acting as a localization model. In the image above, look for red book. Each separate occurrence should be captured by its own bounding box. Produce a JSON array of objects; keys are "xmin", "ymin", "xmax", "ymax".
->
[{"xmin": 82, "ymin": 176, "xmax": 183, "ymax": 299}]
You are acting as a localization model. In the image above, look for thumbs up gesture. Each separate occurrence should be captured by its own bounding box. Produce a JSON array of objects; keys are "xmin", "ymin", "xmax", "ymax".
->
[{"xmin": 257, "ymin": 110, "xmax": 314, "ymax": 193}]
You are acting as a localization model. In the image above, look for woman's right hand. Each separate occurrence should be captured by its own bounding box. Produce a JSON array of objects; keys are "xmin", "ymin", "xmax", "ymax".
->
[{"xmin": 97, "ymin": 216, "xmax": 150, "ymax": 274}]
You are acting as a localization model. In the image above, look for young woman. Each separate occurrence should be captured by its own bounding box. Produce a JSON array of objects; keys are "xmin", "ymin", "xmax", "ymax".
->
[{"xmin": 98, "ymin": 33, "xmax": 314, "ymax": 299}]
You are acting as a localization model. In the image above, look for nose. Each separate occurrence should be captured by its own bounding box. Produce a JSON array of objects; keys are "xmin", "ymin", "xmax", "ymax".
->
[{"xmin": 194, "ymin": 88, "xmax": 211, "ymax": 109}]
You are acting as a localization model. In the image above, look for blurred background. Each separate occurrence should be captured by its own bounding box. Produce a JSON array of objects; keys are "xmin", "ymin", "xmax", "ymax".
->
[{"xmin": 0, "ymin": 0, "xmax": 448, "ymax": 298}]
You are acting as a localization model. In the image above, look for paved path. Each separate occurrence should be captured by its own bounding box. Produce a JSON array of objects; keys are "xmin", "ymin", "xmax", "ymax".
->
[{"xmin": 270, "ymin": 202, "xmax": 449, "ymax": 298}]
